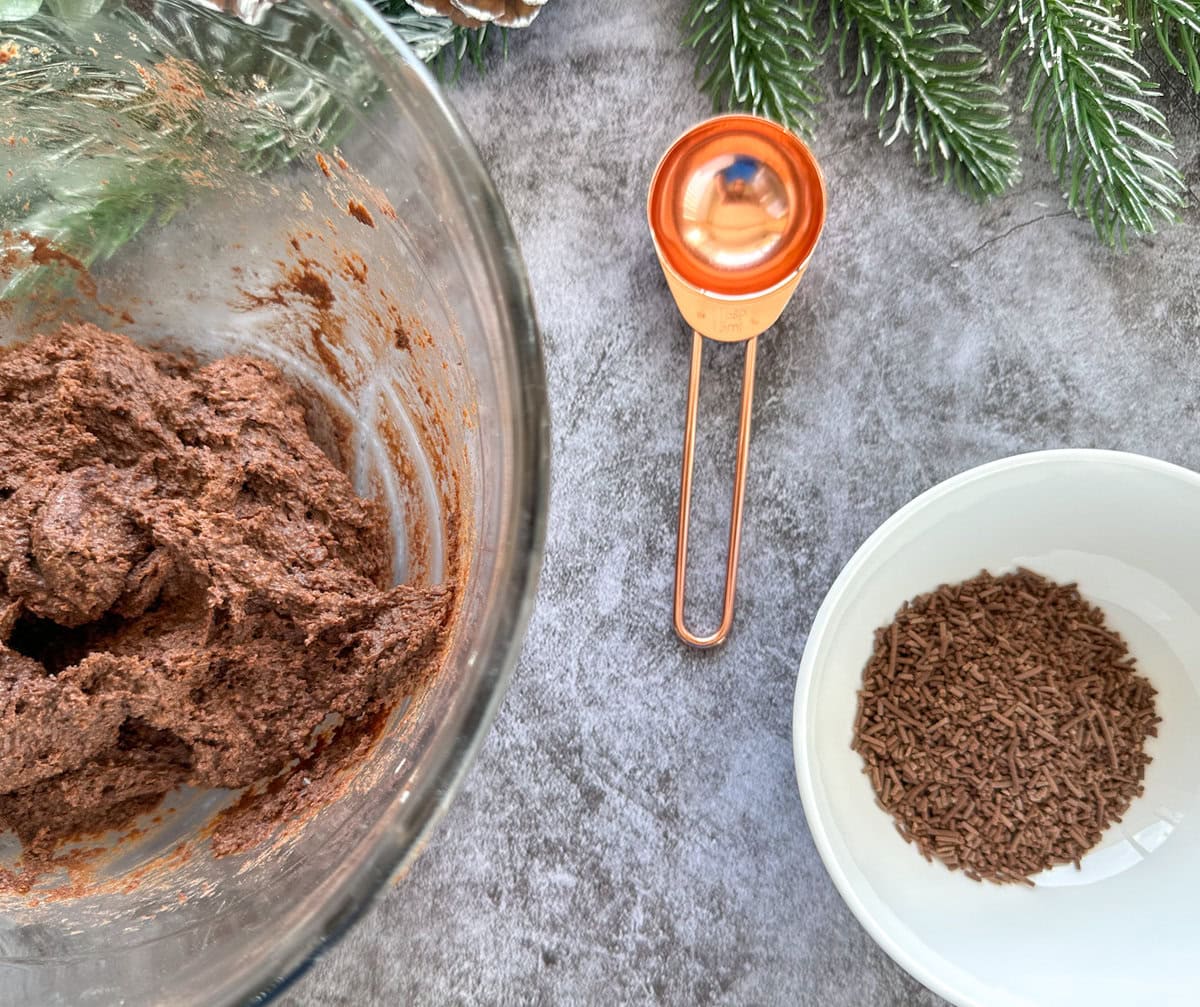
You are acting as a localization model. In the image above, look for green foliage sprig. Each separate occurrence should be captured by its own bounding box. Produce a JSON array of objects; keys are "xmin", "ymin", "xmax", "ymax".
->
[
  {"xmin": 0, "ymin": 0, "xmax": 498, "ymax": 296},
  {"xmin": 834, "ymin": 0, "xmax": 1019, "ymax": 196},
  {"xmin": 684, "ymin": 0, "xmax": 1196, "ymax": 245},
  {"xmin": 996, "ymin": 0, "xmax": 1185, "ymax": 244},
  {"xmin": 1130, "ymin": 0, "xmax": 1200, "ymax": 91},
  {"xmin": 376, "ymin": 1, "xmax": 507, "ymax": 80},
  {"xmin": 687, "ymin": 0, "xmax": 825, "ymax": 134}
]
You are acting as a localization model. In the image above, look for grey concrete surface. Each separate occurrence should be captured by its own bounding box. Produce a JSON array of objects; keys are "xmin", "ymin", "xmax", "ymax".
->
[{"xmin": 284, "ymin": 4, "xmax": 1200, "ymax": 1004}]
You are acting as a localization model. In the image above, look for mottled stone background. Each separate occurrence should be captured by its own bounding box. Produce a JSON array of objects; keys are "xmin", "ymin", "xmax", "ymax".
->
[{"xmin": 284, "ymin": 3, "xmax": 1200, "ymax": 1004}]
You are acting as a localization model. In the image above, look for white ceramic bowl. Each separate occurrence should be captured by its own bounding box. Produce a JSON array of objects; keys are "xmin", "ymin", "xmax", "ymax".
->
[{"xmin": 794, "ymin": 450, "xmax": 1200, "ymax": 1007}]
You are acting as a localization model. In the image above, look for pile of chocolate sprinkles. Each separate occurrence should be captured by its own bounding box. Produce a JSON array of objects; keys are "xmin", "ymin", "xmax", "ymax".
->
[{"xmin": 852, "ymin": 569, "xmax": 1159, "ymax": 885}]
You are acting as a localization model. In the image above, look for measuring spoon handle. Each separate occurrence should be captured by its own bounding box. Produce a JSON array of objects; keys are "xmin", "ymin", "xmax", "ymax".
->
[{"xmin": 674, "ymin": 331, "xmax": 758, "ymax": 648}]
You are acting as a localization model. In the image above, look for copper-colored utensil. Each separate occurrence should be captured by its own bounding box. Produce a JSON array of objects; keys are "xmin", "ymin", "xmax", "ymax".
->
[{"xmin": 648, "ymin": 114, "xmax": 827, "ymax": 648}]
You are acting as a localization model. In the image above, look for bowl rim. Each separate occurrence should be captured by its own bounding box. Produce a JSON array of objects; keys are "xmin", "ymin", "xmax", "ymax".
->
[
  {"xmin": 791, "ymin": 448, "xmax": 1200, "ymax": 1007},
  {"xmin": 227, "ymin": 3, "xmax": 549, "ymax": 1003}
]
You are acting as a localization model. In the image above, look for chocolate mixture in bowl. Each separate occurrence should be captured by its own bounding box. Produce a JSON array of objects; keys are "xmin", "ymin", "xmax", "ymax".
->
[{"xmin": 0, "ymin": 324, "xmax": 452, "ymax": 871}]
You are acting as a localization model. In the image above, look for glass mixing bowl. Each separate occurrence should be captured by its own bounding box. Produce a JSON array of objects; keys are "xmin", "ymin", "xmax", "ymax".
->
[{"xmin": 0, "ymin": 0, "xmax": 547, "ymax": 1002}]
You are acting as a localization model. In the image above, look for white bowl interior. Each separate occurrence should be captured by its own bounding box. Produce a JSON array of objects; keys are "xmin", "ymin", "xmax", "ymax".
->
[{"xmin": 795, "ymin": 451, "xmax": 1200, "ymax": 1007}]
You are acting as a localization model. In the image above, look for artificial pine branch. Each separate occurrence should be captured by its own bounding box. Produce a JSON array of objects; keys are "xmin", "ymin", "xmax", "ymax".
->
[
  {"xmin": 955, "ymin": 0, "xmax": 995, "ymax": 19},
  {"xmin": 1, "ymin": 0, "xmax": 500, "ymax": 300},
  {"xmin": 376, "ymin": 1, "xmax": 504, "ymax": 78},
  {"xmin": 684, "ymin": 0, "xmax": 1191, "ymax": 244},
  {"xmin": 1128, "ymin": 0, "xmax": 1200, "ymax": 92},
  {"xmin": 379, "ymin": 3, "xmax": 459, "ymax": 60},
  {"xmin": 2, "ymin": 6, "xmax": 380, "ymax": 294},
  {"xmin": 995, "ymin": 0, "xmax": 1187, "ymax": 244},
  {"xmin": 684, "ymin": 0, "xmax": 1019, "ymax": 196},
  {"xmin": 685, "ymin": 0, "xmax": 825, "ymax": 136},
  {"xmin": 834, "ymin": 0, "xmax": 1020, "ymax": 196},
  {"xmin": 435, "ymin": 23, "xmax": 507, "ymax": 82}
]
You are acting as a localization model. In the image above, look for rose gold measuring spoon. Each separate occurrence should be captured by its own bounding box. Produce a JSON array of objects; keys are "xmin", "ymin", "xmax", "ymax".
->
[{"xmin": 648, "ymin": 114, "xmax": 827, "ymax": 648}]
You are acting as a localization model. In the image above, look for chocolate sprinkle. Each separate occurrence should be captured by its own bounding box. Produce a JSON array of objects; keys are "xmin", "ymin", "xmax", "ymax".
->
[{"xmin": 851, "ymin": 569, "xmax": 1159, "ymax": 885}]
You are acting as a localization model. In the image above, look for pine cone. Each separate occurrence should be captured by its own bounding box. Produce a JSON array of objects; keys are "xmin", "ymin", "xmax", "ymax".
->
[{"xmin": 407, "ymin": 0, "xmax": 549, "ymax": 28}]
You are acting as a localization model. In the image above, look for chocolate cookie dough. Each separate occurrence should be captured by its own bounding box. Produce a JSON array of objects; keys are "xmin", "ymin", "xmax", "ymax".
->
[{"xmin": 0, "ymin": 324, "xmax": 451, "ymax": 851}]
